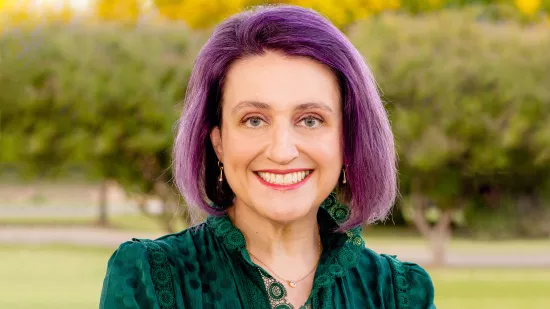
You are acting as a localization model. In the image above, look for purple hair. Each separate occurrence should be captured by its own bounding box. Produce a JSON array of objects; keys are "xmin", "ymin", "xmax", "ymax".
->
[{"xmin": 173, "ymin": 4, "xmax": 397, "ymax": 231}]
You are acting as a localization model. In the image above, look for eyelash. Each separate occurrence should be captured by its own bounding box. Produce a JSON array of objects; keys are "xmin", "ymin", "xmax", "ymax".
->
[
  {"xmin": 241, "ymin": 115, "xmax": 324, "ymax": 128},
  {"xmin": 298, "ymin": 115, "xmax": 324, "ymax": 128},
  {"xmin": 240, "ymin": 116, "xmax": 263, "ymax": 129}
]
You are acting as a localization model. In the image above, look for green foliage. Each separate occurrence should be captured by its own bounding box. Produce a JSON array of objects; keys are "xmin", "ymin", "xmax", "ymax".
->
[
  {"xmin": 0, "ymin": 22, "xmax": 196, "ymax": 196},
  {"xmin": 349, "ymin": 8, "xmax": 550, "ymax": 231},
  {"xmin": 465, "ymin": 194, "xmax": 550, "ymax": 238},
  {"xmin": 1, "ymin": 9, "xmax": 549, "ymax": 237}
]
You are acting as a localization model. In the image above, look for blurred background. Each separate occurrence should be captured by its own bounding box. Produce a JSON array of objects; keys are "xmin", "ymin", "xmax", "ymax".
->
[{"xmin": 1, "ymin": 0, "xmax": 549, "ymax": 308}]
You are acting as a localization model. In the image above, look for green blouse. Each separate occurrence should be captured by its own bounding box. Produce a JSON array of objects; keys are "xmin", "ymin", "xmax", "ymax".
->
[{"xmin": 100, "ymin": 193, "xmax": 436, "ymax": 309}]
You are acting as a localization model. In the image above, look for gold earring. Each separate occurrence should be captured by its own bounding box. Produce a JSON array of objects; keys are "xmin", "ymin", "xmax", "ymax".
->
[
  {"xmin": 342, "ymin": 166, "xmax": 347, "ymax": 184},
  {"xmin": 218, "ymin": 161, "xmax": 224, "ymax": 182}
]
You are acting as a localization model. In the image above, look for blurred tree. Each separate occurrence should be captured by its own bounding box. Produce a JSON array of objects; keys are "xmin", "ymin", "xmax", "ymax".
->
[
  {"xmin": 514, "ymin": 0, "xmax": 542, "ymax": 15},
  {"xmin": 41, "ymin": 1, "xmax": 75, "ymax": 24},
  {"xmin": 148, "ymin": 0, "xmax": 550, "ymax": 31},
  {"xmin": 95, "ymin": 0, "xmax": 141, "ymax": 23},
  {"xmin": 3, "ymin": 0, "xmax": 549, "ymax": 31},
  {"xmin": 153, "ymin": 0, "xmax": 186, "ymax": 20},
  {"xmin": 151, "ymin": 0, "xmax": 400, "ymax": 29},
  {"xmin": 349, "ymin": 8, "xmax": 550, "ymax": 264},
  {"xmin": 0, "ymin": 0, "xmax": 8, "ymax": 11},
  {"xmin": 400, "ymin": 0, "xmax": 446, "ymax": 13},
  {"xmin": 153, "ymin": 0, "xmax": 249, "ymax": 27},
  {"xmin": 2, "ymin": 5, "xmax": 549, "ymax": 240},
  {"xmin": 0, "ymin": 23, "xmax": 197, "ymax": 230},
  {"xmin": 0, "ymin": 0, "xmax": 76, "ymax": 32},
  {"xmin": 292, "ymin": 0, "xmax": 400, "ymax": 29},
  {"xmin": 0, "ymin": 0, "xmax": 33, "ymax": 30}
]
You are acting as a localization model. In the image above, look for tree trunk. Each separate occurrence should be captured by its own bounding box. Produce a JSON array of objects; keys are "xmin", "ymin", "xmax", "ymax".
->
[
  {"xmin": 429, "ymin": 234, "xmax": 444, "ymax": 266},
  {"xmin": 411, "ymin": 194, "xmax": 431, "ymax": 238},
  {"xmin": 98, "ymin": 180, "xmax": 109, "ymax": 227},
  {"xmin": 409, "ymin": 187, "xmax": 453, "ymax": 266},
  {"xmin": 430, "ymin": 208, "xmax": 452, "ymax": 266}
]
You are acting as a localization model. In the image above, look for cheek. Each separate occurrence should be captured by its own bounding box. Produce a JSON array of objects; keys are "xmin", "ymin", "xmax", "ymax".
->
[
  {"xmin": 305, "ymin": 132, "xmax": 343, "ymax": 171},
  {"xmin": 222, "ymin": 128, "xmax": 260, "ymax": 173}
]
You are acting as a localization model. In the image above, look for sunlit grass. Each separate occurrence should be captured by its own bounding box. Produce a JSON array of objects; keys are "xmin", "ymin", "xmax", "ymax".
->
[
  {"xmin": 431, "ymin": 268, "xmax": 550, "ymax": 309},
  {"xmin": 0, "ymin": 245, "xmax": 113, "ymax": 309}
]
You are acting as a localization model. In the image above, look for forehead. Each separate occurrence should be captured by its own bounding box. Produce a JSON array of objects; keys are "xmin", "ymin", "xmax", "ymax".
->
[{"xmin": 222, "ymin": 51, "xmax": 340, "ymax": 109}]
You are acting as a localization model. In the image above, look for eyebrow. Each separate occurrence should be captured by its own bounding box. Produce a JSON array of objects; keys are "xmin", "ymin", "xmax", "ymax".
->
[{"xmin": 231, "ymin": 101, "xmax": 334, "ymax": 115}]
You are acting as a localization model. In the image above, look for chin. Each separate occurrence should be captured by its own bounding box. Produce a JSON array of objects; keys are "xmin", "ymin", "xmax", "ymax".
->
[{"xmin": 255, "ymin": 199, "xmax": 314, "ymax": 224}]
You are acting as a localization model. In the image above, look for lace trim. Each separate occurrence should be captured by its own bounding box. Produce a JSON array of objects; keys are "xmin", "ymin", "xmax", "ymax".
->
[
  {"xmin": 134, "ymin": 238, "xmax": 176, "ymax": 309},
  {"xmin": 206, "ymin": 192, "xmax": 363, "ymax": 309},
  {"xmin": 386, "ymin": 255, "xmax": 410, "ymax": 309},
  {"xmin": 258, "ymin": 270, "xmax": 293, "ymax": 309},
  {"xmin": 310, "ymin": 192, "xmax": 363, "ymax": 293},
  {"xmin": 308, "ymin": 227, "xmax": 363, "ymax": 306},
  {"xmin": 207, "ymin": 213, "xmax": 247, "ymax": 251},
  {"xmin": 320, "ymin": 192, "xmax": 350, "ymax": 224}
]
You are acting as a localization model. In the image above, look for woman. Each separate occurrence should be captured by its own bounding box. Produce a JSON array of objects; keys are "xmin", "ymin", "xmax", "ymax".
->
[{"xmin": 100, "ymin": 4, "xmax": 436, "ymax": 309}]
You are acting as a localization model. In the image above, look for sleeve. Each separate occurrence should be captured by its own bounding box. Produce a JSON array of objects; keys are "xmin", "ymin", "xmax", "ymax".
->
[
  {"xmin": 99, "ymin": 240, "xmax": 161, "ymax": 309},
  {"xmin": 383, "ymin": 255, "xmax": 436, "ymax": 309}
]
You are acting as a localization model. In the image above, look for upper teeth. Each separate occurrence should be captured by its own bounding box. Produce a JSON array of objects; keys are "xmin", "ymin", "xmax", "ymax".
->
[{"xmin": 257, "ymin": 171, "xmax": 310, "ymax": 185}]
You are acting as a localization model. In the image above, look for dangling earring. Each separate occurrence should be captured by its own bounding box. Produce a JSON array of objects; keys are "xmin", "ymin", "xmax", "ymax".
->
[
  {"xmin": 218, "ymin": 161, "xmax": 224, "ymax": 182},
  {"xmin": 342, "ymin": 166, "xmax": 347, "ymax": 184}
]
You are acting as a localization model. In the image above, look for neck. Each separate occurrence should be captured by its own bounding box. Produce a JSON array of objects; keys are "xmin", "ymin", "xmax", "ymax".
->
[{"xmin": 227, "ymin": 200, "xmax": 321, "ymax": 267}]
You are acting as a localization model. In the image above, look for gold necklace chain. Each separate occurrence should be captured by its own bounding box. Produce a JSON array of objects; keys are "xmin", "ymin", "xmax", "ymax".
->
[{"xmin": 247, "ymin": 237, "xmax": 322, "ymax": 288}]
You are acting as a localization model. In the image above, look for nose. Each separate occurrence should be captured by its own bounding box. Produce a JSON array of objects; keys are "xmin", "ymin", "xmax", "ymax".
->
[{"xmin": 266, "ymin": 123, "xmax": 299, "ymax": 165}]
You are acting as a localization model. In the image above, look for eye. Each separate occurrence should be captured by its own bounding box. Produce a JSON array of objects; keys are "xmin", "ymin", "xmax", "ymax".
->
[
  {"xmin": 243, "ymin": 116, "xmax": 266, "ymax": 128},
  {"xmin": 298, "ymin": 116, "xmax": 323, "ymax": 129}
]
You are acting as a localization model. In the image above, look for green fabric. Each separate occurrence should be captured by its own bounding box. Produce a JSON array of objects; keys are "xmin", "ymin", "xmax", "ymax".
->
[{"xmin": 100, "ymin": 193, "xmax": 436, "ymax": 309}]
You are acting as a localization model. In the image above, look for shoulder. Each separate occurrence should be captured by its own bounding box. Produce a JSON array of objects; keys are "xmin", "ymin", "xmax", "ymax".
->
[
  {"xmin": 125, "ymin": 221, "xmax": 211, "ymax": 261},
  {"xmin": 381, "ymin": 253, "xmax": 436, "ymax": 309},
  {"xmin": 358, "ymin": 248, "xmax": 436, "ymax": 309},
  {"xmin": 100, "ymin": 223, "xmax": 210, "ymax": 309},
  {"xmin": 100, "ymin": 240, "xmax": 160, "ymax": 308}
]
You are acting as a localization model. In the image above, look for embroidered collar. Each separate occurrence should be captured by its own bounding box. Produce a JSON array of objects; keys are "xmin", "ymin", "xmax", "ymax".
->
[{"xmin": 205, "ymin": 192, "xmax": 365, "ymax": 291}]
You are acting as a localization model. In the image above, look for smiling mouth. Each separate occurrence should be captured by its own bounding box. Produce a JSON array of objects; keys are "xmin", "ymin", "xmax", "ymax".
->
[{"xmin": 254, "ymin": 170, "xmax": 313, "ymax": 186}]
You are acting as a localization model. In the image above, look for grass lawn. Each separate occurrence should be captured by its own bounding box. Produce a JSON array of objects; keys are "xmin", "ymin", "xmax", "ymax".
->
[
  {"xmin": 1, "ymin": 245, "xmax": 549, "ymax": 309},
  {"xmin": 431, "ymin": 268, "xmax": 550, "ymax": 309},
  {"xmin": 0, "ymin": 245, "xmax": 113, "ymax": 309}
]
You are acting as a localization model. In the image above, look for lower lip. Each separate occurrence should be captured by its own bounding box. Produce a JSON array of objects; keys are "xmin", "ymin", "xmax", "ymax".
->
[{"xmin": 254, "ymin": 172, "xmax": 313, "ymax": 191}]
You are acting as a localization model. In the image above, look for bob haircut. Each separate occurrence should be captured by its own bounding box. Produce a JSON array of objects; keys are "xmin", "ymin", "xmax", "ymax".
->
[{"xmin": 173, "ymin": 4, "xmax": 397, "ymax": 231}]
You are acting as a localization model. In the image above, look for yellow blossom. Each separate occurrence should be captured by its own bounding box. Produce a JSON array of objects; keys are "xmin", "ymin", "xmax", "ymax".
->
[
  {"xmin": 95, "ymin": 0, "xmax": 141, "ymax": 23},
  {"xmin": 515, "ymin": 0, "xmax": 541, "ymax": 16}
]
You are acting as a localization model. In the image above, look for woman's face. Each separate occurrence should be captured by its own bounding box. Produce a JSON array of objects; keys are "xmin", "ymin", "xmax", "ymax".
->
[{"xmin": 210, "ymin": 51, "xmax": 343, "ymax": 224}]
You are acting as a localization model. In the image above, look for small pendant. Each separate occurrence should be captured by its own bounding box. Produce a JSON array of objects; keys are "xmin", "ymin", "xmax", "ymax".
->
[{"xmin": 288, "ymin": 280, "xmax": 297, "ymax": 288}]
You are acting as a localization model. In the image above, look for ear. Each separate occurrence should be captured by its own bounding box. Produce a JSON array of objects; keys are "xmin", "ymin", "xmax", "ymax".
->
[{"xmin": 210, "ymin": 126, "xmax": 223, "ymax": 161}]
